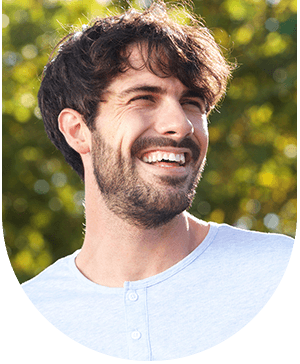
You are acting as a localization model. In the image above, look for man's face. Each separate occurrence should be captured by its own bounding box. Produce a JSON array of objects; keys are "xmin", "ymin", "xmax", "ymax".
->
[{"xmin": 91, "ymin": 46, "xmax": 209, "ymax": 229}]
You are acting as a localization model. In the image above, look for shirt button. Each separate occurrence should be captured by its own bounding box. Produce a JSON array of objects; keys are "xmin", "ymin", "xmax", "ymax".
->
[
  {"xmin": 127, "ymin": 291, "xmax": 138, "ymax": 301},
  {"xmin": 131, "ymin": 331, "xmax": 141, "ymax": 340}
]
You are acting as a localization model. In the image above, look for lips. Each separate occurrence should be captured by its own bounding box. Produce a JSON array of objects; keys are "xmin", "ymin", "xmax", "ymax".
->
[{"xmin": 131, "ymin": 137, "xmax": 201, "ymax": 167}]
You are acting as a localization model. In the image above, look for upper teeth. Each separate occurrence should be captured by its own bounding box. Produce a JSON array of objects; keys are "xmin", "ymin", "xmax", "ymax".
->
[{"xmin": 142, "ymin": 152, "xmax": 185, "ymax": 164}]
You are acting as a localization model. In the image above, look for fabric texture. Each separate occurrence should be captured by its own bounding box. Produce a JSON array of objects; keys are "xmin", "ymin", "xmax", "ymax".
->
[{"xmin": 22, "ymin": 222, "xmax": 294, "ymax": 360}]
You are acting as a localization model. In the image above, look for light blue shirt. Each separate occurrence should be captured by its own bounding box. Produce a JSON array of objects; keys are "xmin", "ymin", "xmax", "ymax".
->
[{"xmin": 22, "ymin": 222, "xmax": 293, "ymax": 360}]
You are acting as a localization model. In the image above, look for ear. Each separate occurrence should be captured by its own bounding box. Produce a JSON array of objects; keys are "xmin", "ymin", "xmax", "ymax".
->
[{"xmin": 58, "ymin": 108, "xmax": 91, "ymax": 155}]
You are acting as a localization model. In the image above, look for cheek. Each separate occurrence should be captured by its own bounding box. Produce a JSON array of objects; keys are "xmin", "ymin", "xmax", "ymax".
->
[
  {"xmin": 193, "ymin": 116, "xmax": 209, "ymax": 148},
  {"xmin": 95, "ymin": 110, "xmax": 150, "ymax": 151},
  {"xmin": 118, "ymin": 113, "xmax": 154, "ymax": 154}
]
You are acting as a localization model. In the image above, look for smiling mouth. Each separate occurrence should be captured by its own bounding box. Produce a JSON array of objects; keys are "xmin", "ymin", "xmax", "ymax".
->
[
  {"xmin": 140, "ymin": 151, "xmax": 189, "ymax": 167},
  {"xmin": 132, "ymin": 137, "xmax": 200, "ymax": 169}
]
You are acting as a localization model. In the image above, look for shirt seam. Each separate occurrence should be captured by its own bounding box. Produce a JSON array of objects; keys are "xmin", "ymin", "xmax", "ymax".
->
[
  {"xmin": 145, "ymin": 287, "xmax": 152, "ymax": 360},
  {"xmin": 129, "ymin": 223, "xmax": 220, "ymax": 290}
]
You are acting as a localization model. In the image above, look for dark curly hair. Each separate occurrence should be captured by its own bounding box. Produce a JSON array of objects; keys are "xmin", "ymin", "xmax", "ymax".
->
[{"xmin": 38, "ymin": 1, "xmax": 233, "ymax": 181}]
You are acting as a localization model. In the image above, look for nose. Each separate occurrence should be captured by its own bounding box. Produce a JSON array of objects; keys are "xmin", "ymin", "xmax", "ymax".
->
[{"xmin": 154, "ymin": 101, "xmax": 194, "ymax": 139}]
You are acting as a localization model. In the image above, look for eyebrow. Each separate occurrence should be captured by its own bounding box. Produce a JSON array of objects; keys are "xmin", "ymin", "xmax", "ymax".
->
[
  {"xmin": 181, "ymin": 89, "xmax": 204, "ymax": 99},
  {"xmin": 117, "ymin": 85, "xmax": 168, "ymax": 99},
  {"xmin": 116, "ymin": 85, "xmax": 205, "ymax": 100}
]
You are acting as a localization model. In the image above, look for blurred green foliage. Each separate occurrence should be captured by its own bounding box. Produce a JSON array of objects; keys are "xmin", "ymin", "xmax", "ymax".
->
[{"xmin": 3, "ymin": 0, "xmax": 296, "ymax": 284}]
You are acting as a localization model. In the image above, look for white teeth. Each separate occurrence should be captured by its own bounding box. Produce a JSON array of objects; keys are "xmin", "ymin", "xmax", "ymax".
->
[
  {"xmin": 163, "ymin": 153, "xmax": 169, "ymax": 161},
  {"xmin": 169, "ymin": 153, "xmax": 176, "ymax": 161},
  {"xmin": 142, "ymin": 152, "xmax": 186, "ymax": 165},
  {"xmin": 157, "ymin": 153, "xmax": 163, "ymax": 161}
]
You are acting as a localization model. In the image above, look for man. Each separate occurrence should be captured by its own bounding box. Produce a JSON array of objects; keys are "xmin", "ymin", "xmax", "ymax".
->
[{"xmin": 22, "ymin": 1, "xmax": 294, "ymax": 361}]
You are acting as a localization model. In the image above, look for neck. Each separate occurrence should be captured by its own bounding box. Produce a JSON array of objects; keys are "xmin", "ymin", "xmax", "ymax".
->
[
  {"xmin": 76, "ymin": 198, "xmax": 209, "ymax": 287},
  {"xmin": 75, "ymin": 173, "xmax": 209, "ymax": 287}
]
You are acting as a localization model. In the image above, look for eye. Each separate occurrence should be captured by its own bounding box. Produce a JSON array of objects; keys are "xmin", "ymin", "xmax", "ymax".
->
[
  {"xmin": 129, "ymin": 95, "xmax": 155, "ymax": 103},
  {"xmin": 181, "ymin": 99, "xmax": 206, "ymax": 113}
]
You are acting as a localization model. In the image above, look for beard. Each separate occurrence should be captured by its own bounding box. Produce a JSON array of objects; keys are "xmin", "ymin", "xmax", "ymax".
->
[{"xmin": 92, "ymin": 131, "xmax": 205, "ymax": 229}]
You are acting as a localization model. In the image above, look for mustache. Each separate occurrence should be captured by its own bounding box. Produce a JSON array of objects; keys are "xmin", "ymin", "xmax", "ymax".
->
[{"xmin": 131, "ymin": 137, "xmax": 201, "ymax": 161}]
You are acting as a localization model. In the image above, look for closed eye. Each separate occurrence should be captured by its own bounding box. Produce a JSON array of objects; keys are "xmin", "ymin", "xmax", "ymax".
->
[
  {"xmin": 129, "ymin": 95, "xmax": 156, "ymax": 103},
  {"xmin": 181, "ymin": 99, "xmax": 206, "ymax": 113},
  {"xmin": 182, "ymin": 100, "xmax": 201, "ymax": 107}
]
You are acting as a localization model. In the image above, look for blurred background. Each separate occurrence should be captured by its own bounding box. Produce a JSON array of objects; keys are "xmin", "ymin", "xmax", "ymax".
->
[{"xmin": 3, "ymin": 0, "xmax": 296, "ymax": 284}]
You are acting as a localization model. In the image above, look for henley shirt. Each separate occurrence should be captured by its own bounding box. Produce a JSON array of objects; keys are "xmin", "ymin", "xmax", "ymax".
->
[{"xmin": 22, "ymin": 222, "xmax": 294, "ymax": 360}]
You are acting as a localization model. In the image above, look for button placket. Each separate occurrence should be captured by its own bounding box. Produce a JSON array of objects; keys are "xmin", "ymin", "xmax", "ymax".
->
[{"xmin": 124, "ymin": 286, "xmax": 150, "ymax": 360}]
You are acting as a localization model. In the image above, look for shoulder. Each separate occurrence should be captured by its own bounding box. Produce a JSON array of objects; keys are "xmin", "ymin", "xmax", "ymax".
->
[
  {"xmin": 206, "ymin": 222, "xmax": 294, "ymax": 269},
  {"xmin": 212, "ymin": 222, "xmax": 294, "ymax": 244},
  {"xmin": 188, "ymin": 212, "xmax": 294, "ymax": 248},
  {"xmin": 22, "ymin": 250, "xmax": 79, "ymax": 304}
]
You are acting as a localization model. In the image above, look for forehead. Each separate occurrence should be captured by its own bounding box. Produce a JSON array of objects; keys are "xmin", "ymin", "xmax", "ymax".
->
[
  {"xmin": 105, "ymin": 44, "xmax": 188, "ymax": 96},
  {"xmin": 125, "ymin": 43, "xmax": 149, "ymax": 69}
]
